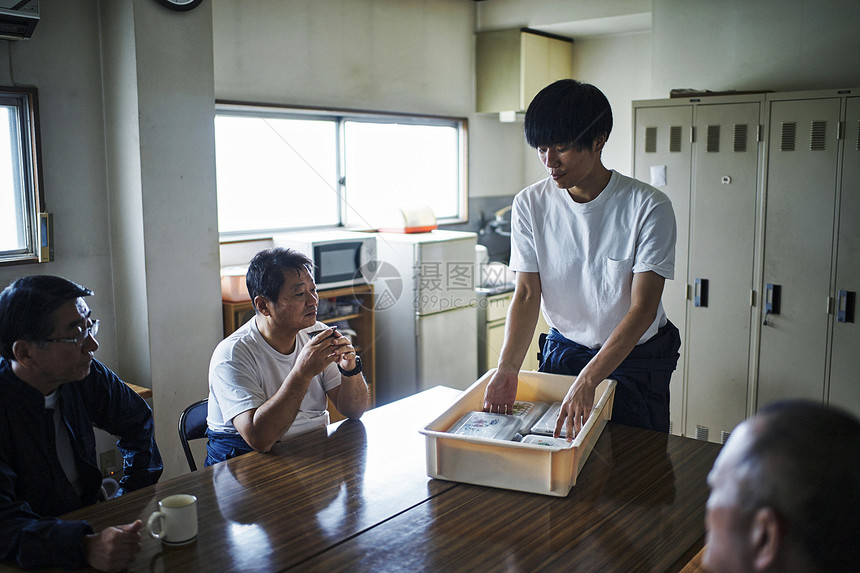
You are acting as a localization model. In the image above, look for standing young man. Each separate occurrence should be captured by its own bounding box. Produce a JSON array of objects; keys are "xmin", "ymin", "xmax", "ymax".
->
[
  {"xmin": 483, "ymin": 79, "xmax": 680, "ymax": 438},
  {"xmin": 0, "ymin": 275, "xmax": 163, "ymax": 571},
  {"xmin": 206, "ymin": 248, "xmax": 370, "ymax": 465}
]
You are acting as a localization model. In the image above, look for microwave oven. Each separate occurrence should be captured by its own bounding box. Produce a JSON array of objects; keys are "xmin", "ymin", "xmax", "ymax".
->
[{"xmin": 273, "ymin": 231, "xmax": 377, "ymax": 290}]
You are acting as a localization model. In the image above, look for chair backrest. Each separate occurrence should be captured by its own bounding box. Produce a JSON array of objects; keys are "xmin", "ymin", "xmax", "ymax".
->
[{"xmin": 178, "ymin": 398, "xmax": 208, "ymax": 471}]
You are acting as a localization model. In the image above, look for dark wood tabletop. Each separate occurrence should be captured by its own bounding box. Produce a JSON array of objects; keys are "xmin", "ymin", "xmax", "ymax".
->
[
  {"xmin": 301, "ymin": 422, "xmax": 720, "ymax": 573},
  {"xmin": 3, "ymin": 386, "xmax": 721, "ymax": 572}
]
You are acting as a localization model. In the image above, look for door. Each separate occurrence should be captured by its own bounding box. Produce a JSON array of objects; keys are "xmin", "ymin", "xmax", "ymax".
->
[
  {"xmin": 684, "ymin": 101, "xmax": 761, "ymax": 443},
  {"xmin": 757, "ymin": 97, "xmax": 841, "ymax": 406},
  {"xmin": 417, "ymin": 305, "xmax": 479, "ymax": 392},
  {"xmin": 633, "ymin": 104, "xmax": 693, "ymax": 435},
  {"xmin": 828, "ymin": 96, "xmax": 860, "ymax": 417},
  {"xmin": 414, "ymin": 236, "xmax": 477, "ymax": 315}
]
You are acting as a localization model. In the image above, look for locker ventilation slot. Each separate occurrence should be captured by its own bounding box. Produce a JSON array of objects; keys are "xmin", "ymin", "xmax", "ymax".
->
[
  {"xmin": 669, "ymin": 126, "xmax": 682, "ymax": 152},
  {"xmin": 780, "ymin": 122, "xmax": 796, "ymax": 151},
  {"xmin": 733, "ymin": 124, "xmax": 748, "ymax": 152},
  {"xmin": 720, "ymin": 431, "xmax": 732, "ymax": 444},
  {"xmin": 855, "ymin": 120, "xmax": 860, "ymax": 151},
  {"xmin": 645, "ymin": 127, "xmax": 657, "ymax": 153},
  {"xmin": 706, "ymin": 125, "xmax": 720, "ymax": 152},
  {"xmin": 809, "ymin": 120, "xmax": 827, "ymax": 151},
  {"xmin": 695, "ymin": 425, "xmax": 709, "ymax": 441}
]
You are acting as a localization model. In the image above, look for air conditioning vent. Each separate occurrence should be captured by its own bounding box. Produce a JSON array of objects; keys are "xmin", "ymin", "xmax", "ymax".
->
[
  {"xmin": 0, "ymin": 0, "xmax": 39, "ymax": 40},
  {"xmin": 855, "ymin": 120, "xmax": 860, "ymax": 151},
  {"xmin": 695, "ymin": 425, "xmax": 709, "ymax": 441},
  {"xmin": 669, "ymin": 126, "xmax": 682, "ymax": 152},
  {"xmin": 706, "ymin": 125, "xmax": 720, "ymax": 152},
  {"xmin": 720, "ymin": 430, "xmax": 732, "ymax": 444},
  {"xmin": 780, "ymin": 122, "xmax": 797, "ymax": 151},
  {"xmin": 733, "ymin": 124, "xmax": 748, "ymax": 152},
  {"xmin": 809, "ymin": 120, "xmax": 827, "ymax": 151},
  {"xmin": 645, "ymin": 127, "xmax": 657, "ymax": 153}
]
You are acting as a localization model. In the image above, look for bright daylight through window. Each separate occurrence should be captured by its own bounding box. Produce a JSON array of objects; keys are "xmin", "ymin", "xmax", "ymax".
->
[
  {"xmin": 0, "ymin": 87, "xmax": 42, "ymax": 265},
  {"xmin": 214, "ymin": 104, "xmax": 466, "ymax": 237}
]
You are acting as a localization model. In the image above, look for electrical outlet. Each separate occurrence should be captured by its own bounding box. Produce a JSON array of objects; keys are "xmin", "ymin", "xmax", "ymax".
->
[{"xmin": 99, "ymin": 450, "xmax": 117, "ymax": 477}]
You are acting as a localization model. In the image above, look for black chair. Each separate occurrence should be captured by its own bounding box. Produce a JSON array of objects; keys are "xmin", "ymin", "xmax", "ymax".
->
[{"xmin": 178, "ymin": 398, "xmax": 208, "ymax": 471}]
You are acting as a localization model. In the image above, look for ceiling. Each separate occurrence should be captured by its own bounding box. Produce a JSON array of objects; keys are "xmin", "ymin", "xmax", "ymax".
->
[{"xmin": 531, "ymin": 12, "xmax": 652, "ymax": 39}]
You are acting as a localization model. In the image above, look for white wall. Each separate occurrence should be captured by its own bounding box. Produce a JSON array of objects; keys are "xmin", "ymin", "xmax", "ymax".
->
[
  {"xmin": 0, "ymin": 0, "xmax": 221, "ymax": 480},
  {"xmin": 211, "ymin": 0, "xmax": 527, "ymax": 199},
  {"xmin": 651, "ymin": 0, "xmax": 860, "ymax": 96}
]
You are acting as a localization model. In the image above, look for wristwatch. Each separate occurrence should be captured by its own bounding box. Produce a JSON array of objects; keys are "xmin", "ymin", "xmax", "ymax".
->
[{"xmin": 337, "ymin": 355, "xmax": 363, "ymax": 377}]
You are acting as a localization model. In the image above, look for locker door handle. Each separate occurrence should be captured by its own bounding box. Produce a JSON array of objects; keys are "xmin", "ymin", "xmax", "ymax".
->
[
  {"xmin": 694, "ymin": 278, "xmax": 709, "ymax": 307},
  {"xmin": 763, "ymin": 283, "xmax": 781, "ymax": 326},
  {"xmin": 765, "ymin": 283, "xmax": 781, "ymax": 314},
  {"xmin": 837, "ymin": 290, "xmax": 855, "ymax": 323}
]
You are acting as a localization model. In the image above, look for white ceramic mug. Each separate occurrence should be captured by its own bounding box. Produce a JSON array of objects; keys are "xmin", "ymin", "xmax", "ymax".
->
[{"xmin": 147, "ymin": 494, "xmax": 198, "ymax": 546}]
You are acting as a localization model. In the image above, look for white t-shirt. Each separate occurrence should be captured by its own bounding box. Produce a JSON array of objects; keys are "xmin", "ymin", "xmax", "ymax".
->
[
  {"xmin": 207, "ymin": 318, "xmax": 340, "ymax": 439},
  {"xmin": 509, "ymin": 170, "xmax": 676, "ymax": 349}
]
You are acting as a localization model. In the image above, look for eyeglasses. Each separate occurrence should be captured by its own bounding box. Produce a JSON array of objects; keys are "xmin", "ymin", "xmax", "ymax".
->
[{"xmin": 44, "ymin": 319, "xmax": 100, "ymax": 347}]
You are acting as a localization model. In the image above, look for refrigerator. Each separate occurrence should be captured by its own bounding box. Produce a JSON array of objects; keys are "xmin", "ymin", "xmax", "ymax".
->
[{"xmin": 372, "ymin": 230, "xmax": 479, "ymax": 405}]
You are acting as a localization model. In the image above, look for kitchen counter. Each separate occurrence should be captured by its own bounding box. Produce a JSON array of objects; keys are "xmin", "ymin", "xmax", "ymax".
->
[{"xmin": 475, "ymin": 282, "xmax": 515, "ymax": 296}]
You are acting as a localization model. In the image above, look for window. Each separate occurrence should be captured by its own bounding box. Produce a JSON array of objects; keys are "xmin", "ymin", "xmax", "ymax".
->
[
  {"xmin": 214, "ymin": 103, "xmax": 467, "ymax": 237},
  {"xmin": 0, "ymin": 87, "xmax": 44, "ymax": 265}
]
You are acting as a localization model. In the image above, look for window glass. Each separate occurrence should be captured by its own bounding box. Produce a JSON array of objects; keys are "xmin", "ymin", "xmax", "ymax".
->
[
  {"xmin": 0, "ymin": 89, "xmax": 41, "ymax": 265},
  {"xmin": 214, "ymin": 105, "xmax": 466, "ymax": 237},
  {"xmin": 214, "ymin": 114, "xmax": 339, "ymax": 235},
  {"xmin": 343, "ymin": 120, "xmax": 461, "ymax": 226}
]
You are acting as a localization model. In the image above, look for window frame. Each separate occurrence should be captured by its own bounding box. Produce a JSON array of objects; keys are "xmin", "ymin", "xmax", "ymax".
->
[
  {"xmin": 214, "ymin": 101, "xmax": 469, "ymax": 240},
  {"xmin": 0, "ymin": 86, "xmax": 44, "ymax": 266}
]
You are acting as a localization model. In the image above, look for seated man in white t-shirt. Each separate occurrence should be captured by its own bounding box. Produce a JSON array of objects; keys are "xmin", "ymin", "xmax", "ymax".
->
[
  {"xmin": 482, "ymin": 79, "xmax": 680, "ymax": 438},
  {"xmin": 206, "ymin": 248, "xmax": 370, "ymax": 465}
]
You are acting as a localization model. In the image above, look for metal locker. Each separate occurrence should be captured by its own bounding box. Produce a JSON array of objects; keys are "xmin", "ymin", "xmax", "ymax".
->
[
  {"xmin": 684, "ymin": 101, "xmax": 762, "ymax": 442},
  {"xmin": 757, "ymin": 97, "xmax": 842, "ymax": 405},
  {"xmin": 632, "ymin": 104, "xmax": 692, "ymax": 436},
  {"xmin": 828, "ymin": 96, "xmax": 860, "ymax": 417}
]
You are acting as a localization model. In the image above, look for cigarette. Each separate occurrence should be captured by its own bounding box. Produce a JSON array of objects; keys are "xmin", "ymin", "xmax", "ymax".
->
[{"xmin": 310, "ymin": 326, "xmax": 338, "ymax": 337}]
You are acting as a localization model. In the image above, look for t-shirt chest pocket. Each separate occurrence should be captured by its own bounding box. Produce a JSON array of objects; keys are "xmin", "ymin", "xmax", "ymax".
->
[{"xmin": 599, "ymin": 257, "xmax": 634, "ymax": 302}]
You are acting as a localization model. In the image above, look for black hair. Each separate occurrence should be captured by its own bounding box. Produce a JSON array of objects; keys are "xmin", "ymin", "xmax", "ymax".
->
[
  {"xmin": 741, "ymin": 400, "xmax": 860, "ymax": 572},
  {"xmin": 0, "ymin": 275, "xmax": 93, "ymax": 360},
  {"xmin": 523, "ymin": 79, "xmax": 613, "ymax": 151},
  {"xmin": 246, "ymin": 248, "xmax": 314, "ymax": 308}
]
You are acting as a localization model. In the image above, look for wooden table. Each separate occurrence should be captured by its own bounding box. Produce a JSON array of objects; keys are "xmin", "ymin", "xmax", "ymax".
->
[{"xmin": 2, "ymin": 386, "xmax": 721, "ymax": 572}]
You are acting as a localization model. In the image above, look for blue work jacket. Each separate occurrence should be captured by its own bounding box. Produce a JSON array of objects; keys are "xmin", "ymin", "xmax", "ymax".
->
[{"xmin": 0, "ymin": 358, "xmax": 162, "ymax": 569}]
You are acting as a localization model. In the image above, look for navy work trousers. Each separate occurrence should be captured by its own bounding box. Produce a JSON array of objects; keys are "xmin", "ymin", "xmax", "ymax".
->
[{"xmin": 539, "ymin": 321, "xmax": 681, "ymax": 432}]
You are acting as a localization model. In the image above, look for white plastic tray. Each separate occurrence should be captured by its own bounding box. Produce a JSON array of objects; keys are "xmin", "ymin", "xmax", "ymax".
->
[{"xmin": 420, "ymin": 369, "xmax": 616, "ymax": 497}]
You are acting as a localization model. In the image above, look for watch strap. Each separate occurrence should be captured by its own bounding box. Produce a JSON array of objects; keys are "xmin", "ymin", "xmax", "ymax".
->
[{"xmin": 337, "ymin": 355, "xmax": 363, "ymax": 376}]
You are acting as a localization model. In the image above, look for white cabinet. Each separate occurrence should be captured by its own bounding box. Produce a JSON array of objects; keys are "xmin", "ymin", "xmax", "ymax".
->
[
  {"xmin": 633, "ymin": 104, "xmax": 693, "ymax": 436},
  {"xmin": 477, "ymin": 290, "xmax": 550, "ymax": 375},
  {"xmin": 476, "ymin": 28, "xmax": 572, "ymax": 114},
  {"xmin": 633, "ymin": 88, "xmax": 860, "ymax": 441},
  {"xmin": 634, "ymin": 96, "xmax": 764, "ymax": 441},
  {"xmin": 757, "ymin": 92, "xmax": 859, "ymax": 418},
  {"xmin": 829, "ymin": 97, "xmax": 860, "ymax": 418}
]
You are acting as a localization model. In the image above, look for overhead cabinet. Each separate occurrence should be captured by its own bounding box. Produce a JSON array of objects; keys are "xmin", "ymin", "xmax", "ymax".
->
[
  {"xmin": 633, "ymin": 87, "xmax": 860, "ymax": 442},
  {"xmin": 476, "ymin": 28, "xmax": 572, "ymax": 114}
]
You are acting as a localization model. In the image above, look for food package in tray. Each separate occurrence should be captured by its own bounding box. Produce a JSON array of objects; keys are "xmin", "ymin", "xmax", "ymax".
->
[
  {"xmin": 528, "ymin": 402, "xmax": 573, "ymax": 439},
  {"xmin": 510, "ymin": 400, "xmax": 548, "ymax": 434},
  {"xmin": 520, "ymin": 434, "xmax": 573, "ymax": 448},
  {"xmin": 447, "ymin": 411, "xmax": 521, "ymax": 442}
]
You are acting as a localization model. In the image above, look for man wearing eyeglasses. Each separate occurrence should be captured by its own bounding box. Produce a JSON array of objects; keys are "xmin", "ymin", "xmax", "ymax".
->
[{"xmin": 0, "ymin": 275, "xmax": 163, "ymax": 571}]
